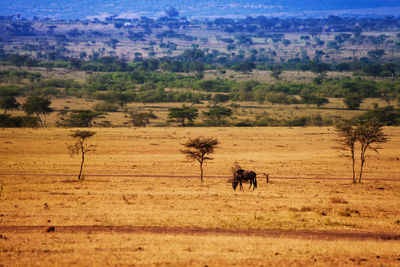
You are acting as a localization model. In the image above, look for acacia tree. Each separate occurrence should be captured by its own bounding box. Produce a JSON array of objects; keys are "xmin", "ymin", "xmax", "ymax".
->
[
  {"xmin": 61, "ymin": 110, "xmax": 104, "ymax": 127},
  {"xmin": 129, "ymin": 111, "xmax": 157, "ymax": 127},
  {"xmin": 336, "ymin": 119, "xmax": 388, "ymax": 183},
  {"xmin": 0, "ymin": 95, "xmax": 19, "ymax": 114},
  {"xmin": 356, "ymin": 119, "xmax": 388, "ymax": 183},
  {"xmin": 22, "ymin": 96, "xmax": 53, "ymax": 127},
  {"xmin": 202, "ymin": 106, "xmax": 232, "ymax": 126},
  {"xmin": 181, "ymin": 137, "xmax": 219, "ymax": 182},
  {"xmin": 311, "ymin": 62, "xmax": 330, "ymax": 84},
  {"xmin": 343, "ymin": 94, "xmax": 363, "ymax": 110},
  {"xmin": 168, "ymin": 105, "xmax": 198, "ymax": 126},
  {"xmin": 301, "ymin": 94, "xmax": 329, "ymax": 108},
  {"xmin": 68, "ymin": 130, "xmax": 96, "ymax": 181}
]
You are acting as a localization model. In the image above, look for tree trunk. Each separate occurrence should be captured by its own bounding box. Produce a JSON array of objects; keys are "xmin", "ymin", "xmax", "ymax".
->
[
  {"xmin": 359, "ymin": 158, "xmax": 365, "ymax": 183},
  {"xmin": 200, "ymin": 162, "xmax": 203, "ymax": 182},
  {"xmin": 351, "ymin": 150, "xmax": 356, "ymax": 184},
  {"xmin": 43, "ymin": 113, "xmax": 47, "ymax": 127},
  {"xmin": 78, "ymin": 152, "xmax": 85, "ymax": 180},
  {"xmin": 359, "ymin": 149, "xmax": 366, "ymax": 183},
  {"xmin": 78, "ymin": 140, "xmax": 85, "ymax": 181},
  {"xmin": 35, "ymin": 112, "xmax": 44, "ymax": 127}
]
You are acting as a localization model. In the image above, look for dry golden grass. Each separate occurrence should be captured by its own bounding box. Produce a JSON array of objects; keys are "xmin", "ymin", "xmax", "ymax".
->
[
  {"xmin": 0, "ymin": 127, "xmax": 399, "ymax": 265},
  {"xmin": 2, "ymin": 127, "xmax": 400, "ymax": 179},
  {"xmin": 1, "ymin": 231, "xmax": 399, "ymax": 266}
]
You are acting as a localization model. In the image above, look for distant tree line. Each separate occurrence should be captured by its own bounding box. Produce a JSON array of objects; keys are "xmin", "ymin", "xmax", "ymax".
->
[
  {"xmin": 1, "ymin": 61, "xmax": 400, "ymax": 128},
  {"xmin": 1, "ymin": 49, "xmax": 400, "ymax": 78}
]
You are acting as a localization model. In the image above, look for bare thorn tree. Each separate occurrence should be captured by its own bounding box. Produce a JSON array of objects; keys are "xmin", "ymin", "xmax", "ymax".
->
[
  {"xmin": 181, "ymin": 137, "xmax": 219, "ymax": 182},
  {"xmin": 336, "ymin": 120, "xmax": 358, "ymax": 184},
  {"xmin": 356, "ymin": 119, "xmax": 388, "ymax": 183},
  {"xmin": 68, "ymin": 130, "xmax": 96, "ymax": 181}
]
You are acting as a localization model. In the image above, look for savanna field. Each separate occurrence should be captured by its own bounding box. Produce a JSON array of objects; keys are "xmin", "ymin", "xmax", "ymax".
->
[
  {"xmin": 0, "ymin": 127, "xmax": 399, "ymax": 266},
  {"xmin": 2, "ymin": 2, "xmax": 400, "ymax": 265}
]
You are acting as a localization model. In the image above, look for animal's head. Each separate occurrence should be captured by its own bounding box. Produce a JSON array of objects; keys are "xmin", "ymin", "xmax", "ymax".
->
[{"xmin": 232, "ymin": 180, "xmax": 238, "ymax": 190}]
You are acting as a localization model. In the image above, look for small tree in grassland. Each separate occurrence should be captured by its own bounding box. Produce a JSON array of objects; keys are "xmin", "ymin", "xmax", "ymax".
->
[
  {"xmin": 356, "ymin": 119, "xmax": 388, "ymax": 183},
  {"xmin": 181, "ymin": 137, "xmax": 219, "ymax": 182},
  {"xmin": 68, "ymin": 130, "xmax": 96, "ymax": 181},
  {"xmin": 336, "ymin": 118, "xmax": 388, "ymax": 183},
  {"xmin": 168, "ymin": 105, "xmax": 198, "ymax": 126},
  {"xmin": 61, "ymin": 110, "xmax": 104, "ymax": 127},
  {"xmin": 129, "ymin": 111, "xmax": 157, "ymax": 127}
]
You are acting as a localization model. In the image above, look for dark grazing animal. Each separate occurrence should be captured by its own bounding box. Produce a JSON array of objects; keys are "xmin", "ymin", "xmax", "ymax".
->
[{"xmin": 232, "ymin": 169, "xmax": 257, "ymax": 190}]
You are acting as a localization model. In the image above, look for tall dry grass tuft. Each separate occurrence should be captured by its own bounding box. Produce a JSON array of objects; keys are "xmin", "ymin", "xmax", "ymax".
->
[{"xmin": 330, "ymin": 196, "xmax": 348, "ymax": 204}]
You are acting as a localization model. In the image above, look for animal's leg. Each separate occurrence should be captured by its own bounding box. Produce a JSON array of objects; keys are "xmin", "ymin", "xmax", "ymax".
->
[{"xmin": 249, "ymin": 179, "xmax": 252, "ymax": 189}]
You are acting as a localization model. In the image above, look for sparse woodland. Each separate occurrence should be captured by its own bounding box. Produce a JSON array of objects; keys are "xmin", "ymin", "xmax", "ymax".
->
[{"xmin": 1, "ymin": 15, "xmax": 400, "ymax": 127}]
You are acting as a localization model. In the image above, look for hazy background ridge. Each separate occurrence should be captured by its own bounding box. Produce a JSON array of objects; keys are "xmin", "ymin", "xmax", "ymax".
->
[{"xmin": 1, "ymin": 0, "xmax": 400, "ymax": 19}]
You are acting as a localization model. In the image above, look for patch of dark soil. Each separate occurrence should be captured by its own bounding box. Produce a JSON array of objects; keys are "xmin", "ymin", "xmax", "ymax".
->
[{"xmin": 0, "ymin": 225, "xmax": 398, "ymax": 241}]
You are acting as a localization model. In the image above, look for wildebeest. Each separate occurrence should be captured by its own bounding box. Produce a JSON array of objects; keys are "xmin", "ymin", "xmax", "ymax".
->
[{"xmin": 232, "ymin": 169, "xmax": 257, "ymax": 190}]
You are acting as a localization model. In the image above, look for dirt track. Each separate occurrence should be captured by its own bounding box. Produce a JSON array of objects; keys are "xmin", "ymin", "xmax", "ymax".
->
[{"xmin": 1, "ymin": 225, "xmax": 399, "ymax": 241}]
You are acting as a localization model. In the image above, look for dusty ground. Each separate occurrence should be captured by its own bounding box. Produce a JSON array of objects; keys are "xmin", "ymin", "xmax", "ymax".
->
[{"xmin": 0, "ymin": 127, "xmax": 399, "ymax": 265}]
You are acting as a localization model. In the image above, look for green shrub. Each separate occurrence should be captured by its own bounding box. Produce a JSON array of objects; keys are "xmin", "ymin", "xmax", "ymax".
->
[
  {"xmin": 0, "ymin": 114, "xmax": 39, "ymax": 127},
  {"xmin": 93, "ymin": 102, "xmax": 119, "ymax": 112}
]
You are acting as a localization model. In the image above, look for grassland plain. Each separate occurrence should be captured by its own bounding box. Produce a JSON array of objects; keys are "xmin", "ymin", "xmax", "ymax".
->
[{"xmin": 0, "ymin": 127, "xmax": 400, "ymax": 266}]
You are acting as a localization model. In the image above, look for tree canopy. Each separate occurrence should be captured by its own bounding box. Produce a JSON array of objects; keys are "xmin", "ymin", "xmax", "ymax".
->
[
  {"xmin": 22, "ymin": 96, "xmax": 53, "ymax": 127},
  {"xmin": 181, "ymin": 137, "xmax": 219, "ymax": 182},
  {"xmin": 168, "ymin": 105, "xmax": 198, "ymax": 126}
]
